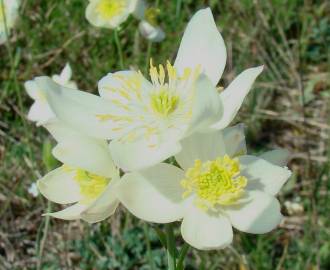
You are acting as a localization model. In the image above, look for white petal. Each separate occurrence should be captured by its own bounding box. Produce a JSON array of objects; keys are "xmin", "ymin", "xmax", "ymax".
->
[
  {"xmin": 259, "ymin": 149, "xmax": 290, "ymax": 167},
  {"xmin": 131, "ymin": 0, "xmax": 146, "ymax": 19},
  {"xmin": 116, "ymin": 163, "xmax": 185, "ymax": 223},
  {"xmin": 185, "ymin": 74, "xmax": 223, "ymax": 135},
  {"xmin": 109, "ymin": 138, "xmax": 182, "ymax": 171},
  {"xmin": 45, "ymin": 120, "xmax": 116, "ymax": 177},
  {"xmin": 44, "ymin": 203, "xmax": 87, "ymax": 220},
  {"xmin": 174, "ymin": 8, "xmax": 226, "ymax": 86},
  {"xmin": 35, "ymin": 76, "xmax": 118, "ymax": 139},
  {"xmin": 181, "ymin": 205, "xmax": 233, "ymax": 250},
  {"xmin": 213, "ymin": 66, "xmax": 264, "ymax": 130},
  {"xmin": 37, "ymin": 166, "xmax": 81, "ymax": 204},
  {"xmin": 27, "ymin": 101, "xmax": 55, "ymax": 125},
  {"xmin": 81, "ymin": 176, "xmax": 120, "ymax": 223},
  {"xmin": 223, "ymin": 124, "xmax": 247, "ymax": 157},
  {"xmin": 239, "ymin": 155, "xmax": 291, "ymax": 196},
  {"xmin": 25, "ymin": 80, "xmax": 40, "ymax": 100},
  {"xmin": 139, "ymin": 21, "xmax": 165, "ymax": 42},
  {"xmin": 59, "ymin": 63, "xmax": 72, "ymax": 83},
  {"xmin": 226, "ymin": 190, "xmax": 282, "ymax": 234},
  {"xmin": 175, "ymin": 129, "xmax": 226, "ymax": 171},
  {"xmin": 98, "ymin": 70, "xmax": 152, "ymax": 102}
]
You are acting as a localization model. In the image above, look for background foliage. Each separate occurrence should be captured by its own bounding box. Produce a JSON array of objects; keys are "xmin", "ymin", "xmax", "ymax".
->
[{"xmin": 0, "ymin": 0, "xmax": 329, "ymax": 269}]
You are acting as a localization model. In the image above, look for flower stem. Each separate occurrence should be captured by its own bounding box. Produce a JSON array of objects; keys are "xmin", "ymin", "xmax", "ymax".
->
[
  {"xmin": 114, "ymin": 29, "xmax": 124, "ymax": 69},
  {"xmin": 165, "ymin": 223, "xmax": 177, "ymax": 270},
  {"xmin": 177, "ymin": 243, "xmax": 190, "ymax": 270}
]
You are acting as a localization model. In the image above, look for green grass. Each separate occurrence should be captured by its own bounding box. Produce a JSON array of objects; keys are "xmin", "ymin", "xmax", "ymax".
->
[{"xmin": 1, "ymin": 0, "xmax": 330, "ymax": 269}]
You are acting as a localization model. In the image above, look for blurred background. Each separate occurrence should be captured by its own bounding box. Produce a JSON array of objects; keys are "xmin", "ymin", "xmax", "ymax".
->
[{"xmin": 0, "ymin": 0, "xmax": 329, "ymax": 269}]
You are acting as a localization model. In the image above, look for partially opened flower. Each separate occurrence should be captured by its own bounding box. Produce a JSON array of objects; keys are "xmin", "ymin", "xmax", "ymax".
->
[
  {"xmin": 37, "ymin": 120, "xmax": 120, "ymax": 223},
  {"xmin": 0, "ymin": 0, "xmax": 19, "ymax": 44},
  {"xmin": 86, "ymin": 0, "xmax": 145, "ymax": 29},
  {"xmin": 138, "ymin": 7, "xmax": 165, "ymax": 42},
  {"xmin": 25, "ymin": 63, "xmax": 77, "ymax": 125},
  {"xmin": 116, "ymin": 125, "xmax": 291, "ymax": 250},
  {"xmin": 36, "ymin": 8, "xmax": 263, "ymax": 171}
]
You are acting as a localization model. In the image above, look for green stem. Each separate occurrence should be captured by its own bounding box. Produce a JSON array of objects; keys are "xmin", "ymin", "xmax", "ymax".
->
[
  {"xmin": 165, "ymin": 223, "xmax": 176, "ymax": 270},
  {"xmin": 143, "ymin": 223, "xmax": 156, "ymax": 270},
  {"xmin": 176, "ymin": 243, "xmax": 190, "ymax": 270},
  {"xmin": 114, "ymin": 29, "xmax": 124, "ymax": 69}
]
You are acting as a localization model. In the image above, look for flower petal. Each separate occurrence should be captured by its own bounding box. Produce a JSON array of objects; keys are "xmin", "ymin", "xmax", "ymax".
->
[
  {"xmin": 139, "ymin": 21, "xmax": 165, "ymax": 42},
  {"xmin": 44, "ymin": 203, "xmax": 87, "ymax": 220},
  {"xmin": 35, "ymin": 76, "xmax": 118, "ymax": 139},
  {"xmin": 175, "ymin": 129, "xmax": 226, "ymax": 171},
  {"xmin": 98, "ymin": 70, "xmax": 152, "ymax": 102},
  {"xmin": 81, "ymin": 176, "xmax": 121, "ymax": 223},
  {"xmin": 109, "ymin": 138, "xmax": 182, "ymax": 171},
  {"xmin": 116, "ymin": 163, "xmax": 185, "ymax": 223},
  {"xmin": 223, "ymin": 124, "xmax": 247, "ymax": 157},
  {"xmin": 239, "ymin": 155, "xmax": 291, "ymax": 196},
  {"xmin": 181, "ymin": 205, "xmax": 233, "ymax": 250},
  {"xmin": 37, "ymin": 166, "xmax": 81, "ymax": 204},
  {"xmin": 185, "ymin": 74, "xmax": 223, "ymax": 135},
  {"xmin": 27, "ymin": 101, "xmax": 55, "ymax": 126},
  {"xmin": 213, "ymin": 66, "xmax": 264, "ymax": 130},
  {"xmin": 174, "ymin": 8, "xmax": 226, "ymax": 86},
  {"xmin": 45, "ymin": 120, "xmax": 116, "ymax": 177},
  {"xmin": 226, "ymin": 190, "xmax": 282, "ymax": 234},
  {"xmin": 259, "ymin": 149, "xmax": 290, "ymax": 167}
]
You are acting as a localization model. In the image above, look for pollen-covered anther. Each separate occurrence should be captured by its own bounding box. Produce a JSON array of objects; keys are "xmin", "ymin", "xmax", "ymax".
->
[{"xmin": 181, "ymin": 155, "xmax": 247, "ymax": 211}]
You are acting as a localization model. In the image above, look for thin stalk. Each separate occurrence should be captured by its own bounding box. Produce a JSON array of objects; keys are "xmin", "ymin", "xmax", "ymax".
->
[
  {"xmin": 37, "ymin": 201, "xmax": 52, "ymax": 270},
  {"xmin": 143, "ymin": 223, "xmax": 156, "ymax": 270},
  {"xmin": 176, "ymin": 243, "xmax": 190, "ymax": 270},
  {"xmin": 113, "ymin": 29, "xmax": 124, "ymax": 69},
  {"xmin": 165, "ymin": 223, "xmax": 176, "ymax": 270},
  {"xmin": 176, "ymin": 0, "xmax": 182, "ymax": 19}
]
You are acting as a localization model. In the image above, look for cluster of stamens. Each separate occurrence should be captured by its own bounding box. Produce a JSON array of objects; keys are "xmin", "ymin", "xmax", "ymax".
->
[
  {"xmin": 181, "ymin": 156, "xmax": 247, "ymax": 211},
  {"xmin": 64, "ymin": 166, "xmax": 110, "ymax": 204},
  {"xmin": 97, "ymin": 0, "xmax": 126, "ymax": 20}
]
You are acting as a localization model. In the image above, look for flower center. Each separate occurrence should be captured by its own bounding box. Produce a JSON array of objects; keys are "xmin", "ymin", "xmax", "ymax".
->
[
  {"xmin": 150, "ymin": 90, "xmax": 179, "ymax": 116},
  {"xmin": 181, "ymin": 155, "xmax": 247, "ymax": 211},
  {"xmin": 145, "ymin": 7, "xmax": 160, "ymax": 26},
  {"xmin": 64, "ymin": 166, "xmax": 110, "ymax": 204},
  {"xmin": 97, "ymin": 0, "xmax": 126, "ymax": 20}
]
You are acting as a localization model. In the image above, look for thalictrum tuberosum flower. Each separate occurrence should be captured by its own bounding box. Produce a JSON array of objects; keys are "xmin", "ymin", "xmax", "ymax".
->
[
  {"xmin": 116, "ymin": 125, "xmax": 291, "ymax": 250},
  {"xmin": 0, "ymin": 0, "xmax": 19, "ymax": 44},
  {"xmin": 85, "ymin": 0, "xmax": 145, "ymax": 29},
  {"xmin": 25, "ymin": 63, "xmax": 77, "ymax": 125},
  {"xmin": 36, "ymin": 8, "xmax": 262, "ymax": 171},
  {"xmin": 37, "ymin": 120, "xmax": 120, "ymax": 223}
]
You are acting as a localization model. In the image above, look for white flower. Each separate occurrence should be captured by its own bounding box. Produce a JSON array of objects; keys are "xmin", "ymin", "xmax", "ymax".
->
[
  {"xmin": 36, "ymin": 8, "xmax": 262, "ymax": 171},
  {"xmin": 0, "ymin": 0, "xmax": 19, "ymax": 44},
  {"xmin": 28, "ymin": 182, "xmax": 39, "ymax": 197},
  {"xmin": 116, "ymin": 125, "xmax": 291, "ymax": 250},
  {"xmin": 86, "ymin": 0, "xmax": 144, "ymax": 29},
  {"xmin": 37, "ymin": 120, "xmax": 120, "ymax": 223},
  {"xmin": 25, "ymin": 63, "xmax": 77, "ymax": 125}
]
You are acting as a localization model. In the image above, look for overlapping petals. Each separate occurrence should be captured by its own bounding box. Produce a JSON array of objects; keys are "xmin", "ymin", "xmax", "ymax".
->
[{"xmin": 116, "ymin": 126, "xmax": 291, "ymax": 250}]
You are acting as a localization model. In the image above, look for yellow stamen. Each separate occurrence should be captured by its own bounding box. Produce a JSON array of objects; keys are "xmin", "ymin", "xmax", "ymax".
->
[
  {"xmin": 64, "ymin": 166, "xmax": 110, "ymax": 204},
  {"xmin": 145, "ymin": 7, "xmax": 160, "ymax": 26},
  {"xmin": 181, "ymin": 156, "xmax": 247, "ymax": 211},
  {"xmin": 150, "ymin": 90, "xmax": 179, "ymax": 116},
  {"xmin": 96, "ymin": 0, "xmax": 126, "ymax": 20}
]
